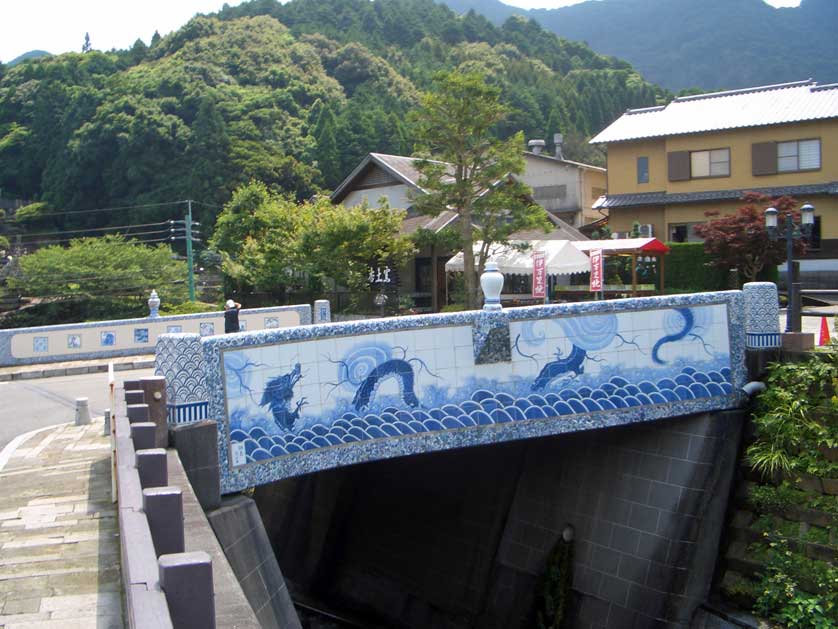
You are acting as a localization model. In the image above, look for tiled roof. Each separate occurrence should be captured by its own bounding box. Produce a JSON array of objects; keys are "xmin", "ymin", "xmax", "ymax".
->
[
  {"xmin": 331, "ymin": 153, "xmax": 451, "ymax": 204},
  {"xmin": 590, "ymin": 80, "xmax": 838, "ymax": 144},
  {"xmin": 510, "ymin": 212, "xmax": 588, "ymax": 241},
  {"xmin": 399, "ymin": 210, "xmax": 458, "ymax": 236},
  {"xmin": 593, "ymin": 181, "xmax": 838, "ymax": 209}
]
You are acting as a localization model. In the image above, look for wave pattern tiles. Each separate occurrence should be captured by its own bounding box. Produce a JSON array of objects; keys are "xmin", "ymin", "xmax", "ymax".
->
[{"xmin": 222, "ymin": 304, "xmax": 733, "ymax": 468}]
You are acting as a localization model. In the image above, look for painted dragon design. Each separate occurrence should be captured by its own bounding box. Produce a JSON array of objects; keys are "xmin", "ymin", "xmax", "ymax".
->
[
  {"xmin": 531, "ymin": 345, "xmax": 588, "ymax": 391},
  {"xmin": 353, "ymin": 359, "xmax": 420, "ymax": 412},
  {"xmin": 652, "ymin": 308, "xmax": 694, "ymax": 365},
  {"xmin": 260, "ymin": 363, "xmax": 306, "ymax": 431}
]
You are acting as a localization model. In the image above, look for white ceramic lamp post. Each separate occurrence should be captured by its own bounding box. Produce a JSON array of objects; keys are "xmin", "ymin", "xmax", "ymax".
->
[{"xmin": 481, "ymin": 261, "xmax": 504, "ymax": 311}]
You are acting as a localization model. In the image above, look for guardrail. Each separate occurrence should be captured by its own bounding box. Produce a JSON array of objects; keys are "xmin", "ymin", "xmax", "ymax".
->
[
  {"xmin": 0, "ymin": 303, "xmax": 312, "ymax": 367},
  {"xmin": 114, "ymin": 377, "xmax": 215, "ymax": 629}
]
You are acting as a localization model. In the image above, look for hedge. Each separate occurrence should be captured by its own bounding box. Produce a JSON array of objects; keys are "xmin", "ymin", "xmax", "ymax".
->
[{"xmin": 664, "ymin": 243, "xmax": 729, "ymax": 292}]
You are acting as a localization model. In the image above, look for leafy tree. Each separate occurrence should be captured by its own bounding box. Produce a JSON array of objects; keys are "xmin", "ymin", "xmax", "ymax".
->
[
  {"xmin": 210, "ymin": 181, "xmax": 413, "ymax": 294},
  {"xmin": 7, "ymin": 234, "xmax": 188, "ymax": 303},
  {"xmin": 411, "ymin": 71, "xmax": 549, "ymax": 309},
  {"xmin": 693, "ymin": 193, "xmax": 805, "ymax": 284},
  {"xmin": 295, "ymin": 197, "xmax": 414, "ymax": 291},
  {"xmin": 82, "ymin": 33, "xmax": 92, "ymax": 53}
]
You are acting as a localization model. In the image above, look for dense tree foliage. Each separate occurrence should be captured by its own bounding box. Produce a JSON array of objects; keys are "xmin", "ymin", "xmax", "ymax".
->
[
  {"xmin": 0, "ymin": 0, "xmax": 662, "ymax": 239},
  {"xmin": 412, "ymin": 72, "xmax": 549, "ymax": 309},
  {"xmin": 6, "ymin": 235, "xmax": 188, "ymax": 302},
  {"xmin": 210, "ymin": 181, "xmax": 414, "ymax": 294}
]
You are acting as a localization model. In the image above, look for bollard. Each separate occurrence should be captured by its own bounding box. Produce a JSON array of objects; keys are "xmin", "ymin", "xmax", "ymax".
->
[
  {"xmin": 130, "ymin": 422, "xmax": 156, "ymax": 451},
  {"xmin": 75, "ymin": 398, "xmax": 92, "ymax": 426},
  {"xmin": 126, "ymin": 403, "xmax": 150, "ymax": 424},
  {"xmin": 140, "ymin": 376, "xmax": 168, "ymax": 448},
  {"xmin": 103, "ymin": 409, "xmax": 111, "ymax": 437},
  {"xmin": 136, "ymin": 449, "xmax": 168, "ymax": 489},
  {"xmin": 158, "ymin": 551, "xmax": 215, "ymax": 629},
  {"xmin": 125, "ymin": 390, "xmax": 145, "ymax": 405},
  {"xmin": 143, "ymin": 486, "xmax": 184, "ymax": 557}
]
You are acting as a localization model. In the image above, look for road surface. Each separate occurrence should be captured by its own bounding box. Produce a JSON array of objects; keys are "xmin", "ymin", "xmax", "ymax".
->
[{"xmin": 0, "ymin": 368, "xmax": 155, "ymax": 450}]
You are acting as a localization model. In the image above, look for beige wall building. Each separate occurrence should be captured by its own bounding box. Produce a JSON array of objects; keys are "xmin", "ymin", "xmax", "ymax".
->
[
  {"xmin": 331, "ymin": 152, "xmax": 592, "ymax": 310},
  {"xmin": 591, "ymin": 80, "xmax": 838, "ymax": 265}
]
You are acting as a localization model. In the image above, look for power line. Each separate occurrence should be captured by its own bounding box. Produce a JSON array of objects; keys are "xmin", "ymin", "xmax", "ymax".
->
[
  {"xmin": 17, "ymin": 220, "xmax": 174, "ymax": 239},
  {"xmin": 14, "ymin": 200, "xmax": 187, "ymax": 219},
  {"xmin": 17, "ymin": 228, "xmax": 178, "ymax": 247}
]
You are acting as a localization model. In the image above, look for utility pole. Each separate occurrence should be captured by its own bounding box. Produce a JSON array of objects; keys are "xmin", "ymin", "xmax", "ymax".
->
[{"xmin": 186, "ymin": 200, "xmax": 196, "ymax": 302}]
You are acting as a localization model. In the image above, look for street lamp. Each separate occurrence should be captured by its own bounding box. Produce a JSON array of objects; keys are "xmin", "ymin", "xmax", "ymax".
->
[{"xmin": 765, "ymin": 203, "xmax": 815, "ymax": 333}]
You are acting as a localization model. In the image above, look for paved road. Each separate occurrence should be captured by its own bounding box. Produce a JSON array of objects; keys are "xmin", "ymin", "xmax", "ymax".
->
[{"xmin": 0, "ymin": 368, "xmax": 155, "ymax": 450}]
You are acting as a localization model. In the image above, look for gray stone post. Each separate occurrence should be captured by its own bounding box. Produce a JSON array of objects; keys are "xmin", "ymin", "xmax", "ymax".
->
[
  {"xmin": 141, "ymin": 376, "xmax": 169, "ymax": 448},
  {"xmin": 125, "ymin": 390, "xmax": 145, "ymax": 405},
  {"xmin": 136, "ymin": 449, "xmax": 168, "ymax": 489},
  {"xmin": 123, "ymin": 379, "xmax": 143, "ymax": 391},
  {"xmin": 130, "ymin": 422, "xmax": 156, "ymax": 451},
  {"xmin": 158, "ymin": 551, "xmax": 215, "ymax": 629},
  {"xmin": 126, "ymin": 403, "xmax": 149, "ymax": 424},
  {"xmin": 143, "ymin": 486, "xmax": 185, "ymax": 557}
]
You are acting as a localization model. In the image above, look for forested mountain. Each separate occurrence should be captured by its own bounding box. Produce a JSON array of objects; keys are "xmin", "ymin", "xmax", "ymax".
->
[
  {"xmin": 7, "ymin": 51, "xmax": 52, "ymax": 67},
  {"xmin": 0, "ymin": 0, "xmax": 664, "ymax": 233},
  {"xmin": 439, "ymin": 0, "xmax": 838, "ymax": 92}
]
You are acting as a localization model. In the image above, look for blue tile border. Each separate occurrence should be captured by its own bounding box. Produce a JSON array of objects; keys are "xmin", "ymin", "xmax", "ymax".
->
[
  {"xmin": 202, "ymin": 291, "xmax": 748, "ymax": 494},
  {"xmin": 0, "ymin": 304, "xmax": 311, "ymax": 367}
]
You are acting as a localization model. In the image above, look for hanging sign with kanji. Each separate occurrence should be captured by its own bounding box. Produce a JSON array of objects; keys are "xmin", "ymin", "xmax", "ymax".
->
[
  {"xmin": 589, "ymin": 249, "xmax": 603, "ymax": 292},
  {"xmin": 532, "ymin": 251, "xmax": 546, "ymax": 298}
]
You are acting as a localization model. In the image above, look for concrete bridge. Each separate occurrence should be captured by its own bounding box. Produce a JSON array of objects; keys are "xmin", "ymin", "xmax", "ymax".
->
[{"xmin": 150, "ymin": 282, "xmax": 780, "ymax": 628}]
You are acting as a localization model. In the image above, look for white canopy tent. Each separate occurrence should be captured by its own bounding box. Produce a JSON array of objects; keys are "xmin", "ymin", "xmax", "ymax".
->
[{"xmin": 444, "ymin": 239, "xmax": 591, "ymax": 276}]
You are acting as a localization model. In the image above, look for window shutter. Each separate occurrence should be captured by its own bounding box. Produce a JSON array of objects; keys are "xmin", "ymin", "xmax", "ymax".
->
[
  {"xmin": 752, "ymin": 142, "xmax": 777, "ymax": 176},
  {"xmin": 667, "ymin": 151, "xmax": 690, "ymax": 181},
  {"xmin": 799, "ymin": 139, "xmax": 821, "ymax": 170}
]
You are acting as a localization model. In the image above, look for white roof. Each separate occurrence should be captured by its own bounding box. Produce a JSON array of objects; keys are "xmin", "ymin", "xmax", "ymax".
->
[
  {"xmin": 445, "ymin": 240, "xmax": 591, "ymax": 276},
  {"xmin": 590, "ymin": 80, "xmax": 838, "ymax": 144}
]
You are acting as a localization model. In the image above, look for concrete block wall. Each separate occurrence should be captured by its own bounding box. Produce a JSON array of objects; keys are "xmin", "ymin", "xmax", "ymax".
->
[
  {"xmin": 207, "ymin": 495, "xmax": 301, "ymax": 629},
  {"xmin": 486, "ymin": 410, "xmax": 746, "ymax": 628},
  {"xmin": 258, "ymin": 409, "xmax": 746, "ymax": 628}
]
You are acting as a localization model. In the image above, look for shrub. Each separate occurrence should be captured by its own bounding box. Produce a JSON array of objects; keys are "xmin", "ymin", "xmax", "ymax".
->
[{"xmin": 664, "ymin": 242, "xmax": 729, "ymax": 292}]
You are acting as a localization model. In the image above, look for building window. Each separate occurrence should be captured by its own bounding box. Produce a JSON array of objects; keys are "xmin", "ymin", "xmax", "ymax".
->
[
  {"xmin": 777, "ymin": 139, "xmax": 820, "ymax": 172},
  {"xmin": 637, "ymin": 156, "xmax": 649, "ymax": 184},
  {"xmin": 690, "ymin": 148, "xmax": 730, "ymax": 178},
  {"xmin": 669, "ymin": 222, "xmax": 704, "ymax": 243}
]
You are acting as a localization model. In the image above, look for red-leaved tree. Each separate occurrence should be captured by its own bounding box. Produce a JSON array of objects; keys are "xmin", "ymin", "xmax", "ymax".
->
[{"xmin": 692, "ymin": 192, "xmax": 807, "ymax": 284}]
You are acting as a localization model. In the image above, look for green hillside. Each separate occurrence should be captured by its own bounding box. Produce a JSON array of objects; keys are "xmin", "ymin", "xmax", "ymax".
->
[
  {"xmin": 0, "ymin": 0, "xmax": 664, "ymax": 233},
  {"xmin": 439, "ymin": 0, "xmax": 838, "ymax": 92}
]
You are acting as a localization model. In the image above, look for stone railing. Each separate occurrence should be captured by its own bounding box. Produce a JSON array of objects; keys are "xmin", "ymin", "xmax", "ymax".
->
[
  {"xmin": 0, "ymin": 303, "xmax": 315, "ymax": 367},
  {"xmin": 115, "ymin": 377, "xmax": 215, "ymax": 629}
]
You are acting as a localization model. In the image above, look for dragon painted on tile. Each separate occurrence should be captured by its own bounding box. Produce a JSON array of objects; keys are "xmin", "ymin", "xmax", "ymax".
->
[
  {"xmin": 652, "ymin": 307, "xmax": 712, "ymax": 364},
  {"xmin": 260, "ymin": 363, "xmax": 307, "ymax": 431}
]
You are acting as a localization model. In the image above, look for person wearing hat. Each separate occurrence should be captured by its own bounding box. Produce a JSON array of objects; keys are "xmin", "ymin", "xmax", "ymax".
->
[{"xmin": 224, "ymin": 299, "xmax": 242, "ymax": 333}]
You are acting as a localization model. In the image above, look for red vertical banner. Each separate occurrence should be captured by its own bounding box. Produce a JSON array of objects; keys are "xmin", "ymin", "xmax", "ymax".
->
[
  {"xmin": 589, "ymin": 249, "xmax": 603, "ymax": 292},
  {"xmin": 532, "ymin": 251, "xmax": 547, "ymax": 299}
]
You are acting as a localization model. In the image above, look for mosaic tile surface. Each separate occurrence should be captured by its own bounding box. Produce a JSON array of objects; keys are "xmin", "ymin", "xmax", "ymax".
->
[{"xmin": 204, "ymin": 292, "xmax": 747, "ymax": 493}]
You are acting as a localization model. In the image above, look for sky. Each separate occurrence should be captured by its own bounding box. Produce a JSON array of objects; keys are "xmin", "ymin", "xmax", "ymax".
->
[{"xmin": 0, "ymin": 0, "xmax": 804, "ymax": 64}]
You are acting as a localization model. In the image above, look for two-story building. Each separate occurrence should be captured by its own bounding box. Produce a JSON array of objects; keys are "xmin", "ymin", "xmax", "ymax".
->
[
  {"xmin": 590, "ymin": 80, "xmax": 838, "ymax": 264},
  {"xmin": 331, "ymin": 151, "xmax": 594, "ymax": 310}
]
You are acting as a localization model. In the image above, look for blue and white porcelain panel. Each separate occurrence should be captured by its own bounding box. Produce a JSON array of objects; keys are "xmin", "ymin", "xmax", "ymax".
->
[
  {"xmin": 206, "ymin": 292, "xmax": 746, "ymax": 494},
  {"xmin": 743, "ymin": 282, "xmax": 781, "ymax": 349}
]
